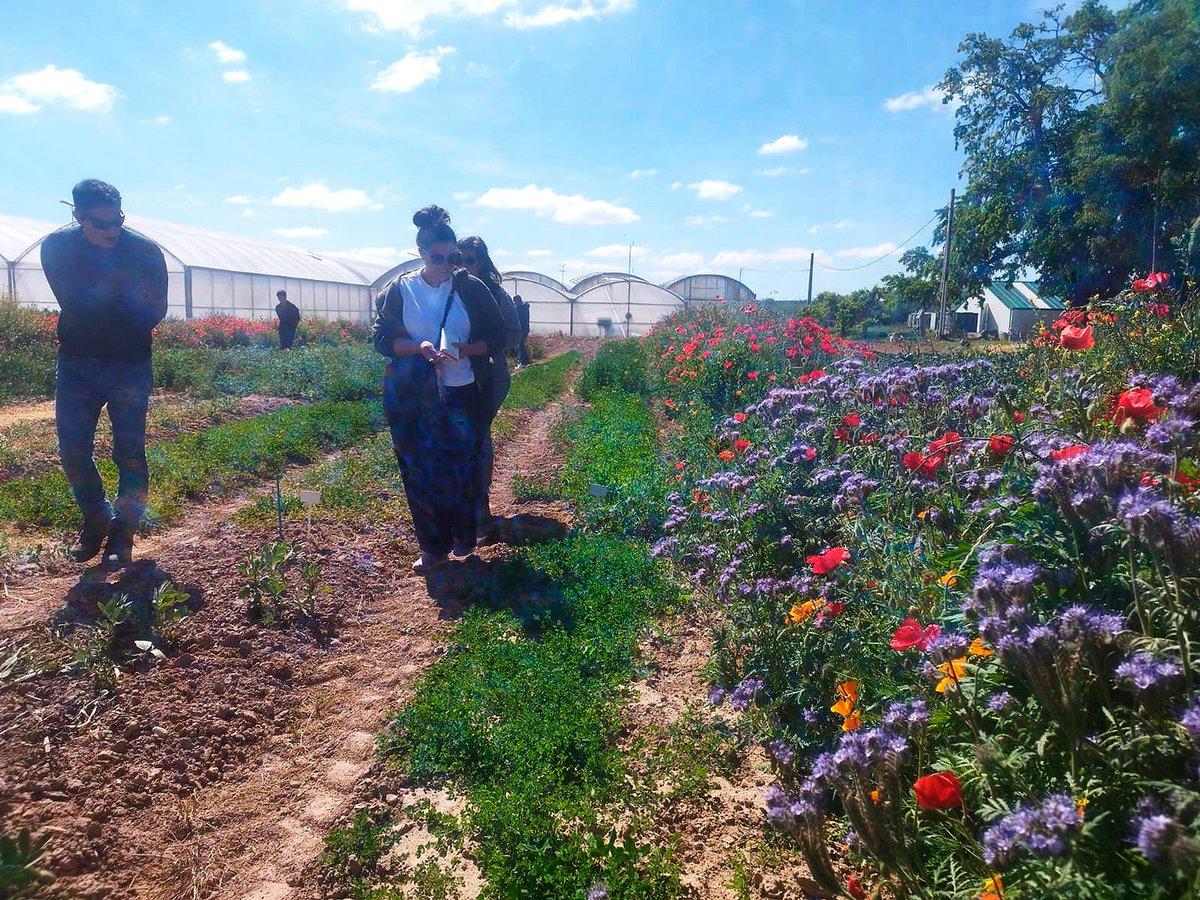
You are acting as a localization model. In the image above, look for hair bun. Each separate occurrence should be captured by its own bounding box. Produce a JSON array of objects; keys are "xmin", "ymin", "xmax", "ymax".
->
[{"xmin": 412, "ymin": 205, "xmax": 451, "ymax": 229}]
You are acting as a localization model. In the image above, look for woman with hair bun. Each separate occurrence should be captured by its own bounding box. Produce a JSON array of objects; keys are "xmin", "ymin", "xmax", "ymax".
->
[
  {"xmin": 373, "ymin": 206, "xmax": 504, "ymax": 572},
  {"xmin": 458, "ymin": 235, "xmax": 521, "ymax": 542}
]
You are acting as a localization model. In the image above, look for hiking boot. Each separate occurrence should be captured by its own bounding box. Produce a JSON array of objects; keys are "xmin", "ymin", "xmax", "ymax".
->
[
  {"xmin": 101, "ymin": 522, "xmax": 135, "ymax": 570},
  {"xmin": 71, "ymin": 513, "xmax": 113, "ymax": 562}
]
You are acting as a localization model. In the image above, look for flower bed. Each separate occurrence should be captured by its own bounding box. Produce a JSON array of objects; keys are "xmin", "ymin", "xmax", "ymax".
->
[{"xmin": 645, "ymin": 283, "xmax": 1200, "ymax": 896}]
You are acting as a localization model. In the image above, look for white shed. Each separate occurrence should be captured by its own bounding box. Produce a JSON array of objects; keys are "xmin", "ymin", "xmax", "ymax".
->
[{"xmin": 955, "ymin": 281, "xmax": 1066, "ymax": 340}]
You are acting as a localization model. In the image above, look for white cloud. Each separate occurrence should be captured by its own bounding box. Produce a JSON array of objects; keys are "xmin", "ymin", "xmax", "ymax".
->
[
  {"xmin": 505, "ymin": 0, "xmax": 634, "ymax": 29},
  {"xmin": 275, "ymin": 226, "xmax": 330, "ymax": 239},
  {"xmin": 332, "ymin": 245, "xmax": 410, "ymax": 266},
  {"xmin": 271, "ymin": 183, "xmax": 381, "ymax": 212},
  {"xmin": 684, "ymin": 215, "xmax": 727, "ymax": 226},
  {"xmin": 527, "ymin": 249, "xmax": 555, "ymax": 258},
  {"xmin": 658, "ymin": 251, "xmax": 705, "ymax": 270},
  {"xmin": 222, "ymin": 70, "xmax": 251, "ymax": 83},
  {"xmin": 155, "ymin": 115, "xmax": 171, "ymax": 125},
  {"xmin": 586, "ymin": 244, "xmax": 649, "ymax": 260},
  {"xmin": 810, "ymin": 220, "xmax": 856, "ymax": 233},
  {"xmin": 629, "ymin": 168, "xmax": 658, "ymax": 179},
  {"xmin": 225, "ymin": 194, "xmax": 253, "ymax": 204},
  {"xmin": 475, "ymin": 184, "xmax": 638, "ymax": 225},
  {"xmin": 835, "ymin": 242, "xmax": 899, "ymax": 259},
  {"xmin": 750, "ymin": 210, "xmax": 774, "ymax": 218},
  {"xmin": 0, "ymin": 65, "xmax": 118, "ymax": 114},
  {"xmin": 0, "ymin": 94, "xmax": 38, "ymax": 115},
  {"xmin": 884, "ymin": 85, "xmax": 946, "ymax": 112},
  {"xmin": 452, "ymin": 190, "xmax": 474, "ymax": 202},
  {"xmin": 758, "ymin": 134, "xmax": 808, "ymax": 155},
  {"xmin": 346, "ymin": 0, "xmax": 512, "ymax": 35},
  {"xmin": 241, "ymin": 208, "xmax": 258, "ymax": 217},
  {"xmin": 371, "ymin": 47, "xmax": 455, "ymax": 93},
  {"xmin": 209, "ymin": 41, "xmax": 247, "ymax": 64},
  {"xmin": 709, "ymin": 247, "xmax": 832, "ymax": 268},
  {"xmin": 688, "ymin": 180, "xmax": 742, "ymax": 201},
  {"xmin": 754, "ymin": 166, "xmax": 789, "ymax": 178}
]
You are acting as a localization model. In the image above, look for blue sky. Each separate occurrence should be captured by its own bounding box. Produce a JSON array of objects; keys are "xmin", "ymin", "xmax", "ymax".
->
[{"xmin": 2, "ymin": 1, "xmax": 1056, "ymax": 299}]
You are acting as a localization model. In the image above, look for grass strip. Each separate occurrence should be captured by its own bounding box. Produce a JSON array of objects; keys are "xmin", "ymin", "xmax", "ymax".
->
[
  {"xmin": 0, "ymin": 400, "xmax": 383, "ymax": 531},
  {"xmin": 502, "ymin": 350, "xmax": 582, "ymax": 411},
  {"xmin": 323, "ymin": 376, "xmax": 686, "ymax": 899}
]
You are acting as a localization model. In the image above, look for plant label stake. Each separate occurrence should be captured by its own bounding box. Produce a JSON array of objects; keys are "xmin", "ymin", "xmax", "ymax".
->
[
  {"xmin": 299, "ymin": 490, "xmax": 322, "ymax": 538},
  {"xmin": 275, "ymin": 475, "xmax": 283, "ymax": 540}
]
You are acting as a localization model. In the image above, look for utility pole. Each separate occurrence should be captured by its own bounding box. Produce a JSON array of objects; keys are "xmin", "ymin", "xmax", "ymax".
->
[
  {"xmin": 625, "ymin": 242, "xmax": 633, "ymax": 336},
  {"xmin": 559, "ymin": 262, "xmax": 566, "ymax": 285},
  {"xmin": 807, "ymin": 252, "xmax": 814, "ymax": 305},
  {"xmin": 937, "ymin": 188, "xmax": 956, "ymax": 339}
]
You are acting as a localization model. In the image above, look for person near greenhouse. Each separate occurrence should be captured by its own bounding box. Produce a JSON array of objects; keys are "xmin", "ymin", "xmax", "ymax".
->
[
  {"xmin": 458, "ymin": 235, "xmax": 521, "ymax": 544},
  {"xmin": 373, "ymin": 206, "xmax": 504, "ymax": 573},
  {"xmin": 275, "ymin": 289, "xmax": 301, "ymax": 349},
  {"xmin": 40, "ymin": 178, "xmax": 168, "ymax": 568},
  {"xmin": 513, "ymin": 294, "xmax": 531, "ymax": 366}
]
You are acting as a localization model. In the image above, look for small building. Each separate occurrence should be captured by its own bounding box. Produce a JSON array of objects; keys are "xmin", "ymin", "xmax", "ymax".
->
[{"xmin": 955, "ymin": 281, "xmax": 1065, "ymax": 340}]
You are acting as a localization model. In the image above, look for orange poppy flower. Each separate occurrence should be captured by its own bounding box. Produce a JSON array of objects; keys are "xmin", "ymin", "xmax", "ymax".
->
[{"xmin": 936, "ymin": 657, "xmax": 969, "ymax": 693}]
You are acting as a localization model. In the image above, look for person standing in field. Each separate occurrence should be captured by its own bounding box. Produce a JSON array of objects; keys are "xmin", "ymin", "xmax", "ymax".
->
[
  {"xmin": 40, "ymin": 179, "xmax": 168, "ymax": 568},
  {"xmin": 458, "ymin": 235, "xmax": 521, "ymax": 543},
  {"xmin": 514, "ymin": 294, "xmax": 531, "ymax": 367},
  {"xmin": 275, "ymin": 289, "xmax": 300, "ymax": 349},
  {"xmin": 373, "ymin": 206, "xmax": 504, "ymax": 573}
]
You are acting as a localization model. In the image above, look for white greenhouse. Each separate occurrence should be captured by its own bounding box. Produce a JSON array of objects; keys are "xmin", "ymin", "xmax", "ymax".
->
[
  {"xmin": 500, "ymin": 271, "xmax": 692, "ymax": 337},
  {"xmin": 661, "ymin": 273, "xmax": 756, "ymax": 304},
  {"xmin": 10, "ymin": 215, "xmax": 390, "ymax": 323},
  {"xmin": 1, "ymin": 213, "xmax": 59, "ymax": 299}
]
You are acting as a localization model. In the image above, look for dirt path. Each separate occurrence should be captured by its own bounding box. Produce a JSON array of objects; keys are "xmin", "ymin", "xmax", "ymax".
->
[
  {"xmin": 0, "ymin": 399, "xmax": 56, "ymax": 429},
  {"xmin": 0, "ymin": 359, "xmax": 583, "ymax": 900}
]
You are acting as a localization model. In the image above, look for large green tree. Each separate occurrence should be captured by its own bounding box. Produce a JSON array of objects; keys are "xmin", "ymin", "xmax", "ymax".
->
[{"xmin": 938, "ymin": 0, "xmax": 1200, "ymax": 303}]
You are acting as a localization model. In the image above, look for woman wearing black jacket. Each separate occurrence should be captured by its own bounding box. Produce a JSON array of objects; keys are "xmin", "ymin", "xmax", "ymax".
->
[
  {"xmin": 458, "ymin": 235, "xmax": 521, "ymax": 541},
  {"xmin": 373, "ymin": 206, "xmax": 504, "ymax": 572}
]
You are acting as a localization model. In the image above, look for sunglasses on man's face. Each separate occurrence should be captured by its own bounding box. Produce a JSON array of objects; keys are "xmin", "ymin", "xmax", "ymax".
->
[
  {"xmin": 426, "ymin": 250, "xmax": 463, "ymax": 266},
  {"xmin": 84, "ymin": 213, "xmax": 125, "ymax": 231}
]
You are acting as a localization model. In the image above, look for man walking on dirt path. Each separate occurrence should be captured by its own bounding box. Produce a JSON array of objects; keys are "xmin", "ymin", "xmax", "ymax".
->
[
  {"xmin": 275, "ymin": 289, "xmax": 300, "ymax": 349},
  {"xmin": 514, "ymin": 294, "xmax": 531, "ymax": 367},
  {"xmin": 41, "ymin": 179, "xmax": 168, "ymax": 568}
]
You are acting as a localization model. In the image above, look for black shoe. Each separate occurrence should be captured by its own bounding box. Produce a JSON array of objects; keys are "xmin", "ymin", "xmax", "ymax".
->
[
  {"xmin": 101, "ymin": 522, "xmax": 135, "ymax": 569},
  {"xmin": 71, "ymin": 514, "xmax": 113, "ymax": 562}
]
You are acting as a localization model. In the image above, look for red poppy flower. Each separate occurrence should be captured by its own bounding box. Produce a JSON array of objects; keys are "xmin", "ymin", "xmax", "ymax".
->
[
  {"xmin": 733, "ymin": 412, "xmax": 747, "ymax": 423},
  {"xmin": 733, "ymin": 438, "xmax": 751, "ymax": 454},
  {"xmin": 724, "ymin": 360, "xmax": 734, "ymax": 369},
  {"xmin": 989, "ymin": 435, "xmax": 1015, "ymax": 456},
  {"xmin": 834, "ymin": 427, "xmax": 851, "ymax": 443},
  {"xmin": 889, "ymin": 618, "xmax": 941, "ymax": 652},
  {"xmin": 809, "ymin": 369, "xmax": 826, "ymax": 380},
  {"xmin": 1052, "ymin": 444, "xmax": 1089, "ymax": 462},
  {"xmin": 1115, "ymin": 388, "xmax": 1162, "ymax": 425},
  {"xmin": 807, "ymin": 547, "xmax": 851, "ymax": 575},
  {"xmin": 903, "ymin": 451, "xmax": 945, "ymax": 477},
  {"xmin": 1013, "ymin": 411, "xmax": 1026, "ymax": 423},
  {"xmin": 1058, "ymin": 325, "xmax": 1094, "ymax": 350},
  {"xmin": 1133, "ymin": 271, "xmax": 1170, "ymax": 292},
  {"xmin": 928, "ymin": 431, "xmax": 962, "ymax": 455},
  {"xmin": 747, "ymin": 371, "xmax": 759, "ymax": 379},
  {"xmin": 842, "ymin": 413, "xmax": 862, "ymax": 427},
  {"xmin": 913, "ymin": 771, "xmax": 963, "ymax": 810},
  {"xmin": 846, "ymin": 875, "xmax": 867, "ymax": 899},
  {"xmin": 804, "ymin": 447, "xmax": 817, "ymax": 461},
  {"xmin": 818, "ymin": 601, "xmax": 844, "ymax": 622}
]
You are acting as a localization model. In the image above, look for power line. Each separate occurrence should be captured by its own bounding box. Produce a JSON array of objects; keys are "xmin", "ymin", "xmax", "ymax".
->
[{"xmin": 814, "ymin": 212, "xmax": 940, "ymax": 272}]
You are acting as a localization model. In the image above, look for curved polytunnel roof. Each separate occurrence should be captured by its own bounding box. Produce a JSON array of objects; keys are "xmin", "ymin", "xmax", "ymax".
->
[
  {"xmin": 503, "ymin": 270, "xmax": 571, "ymax": 292},
  {"xmin": 15, "ymin": 215, "xmax": 379, "ymax": 286},
  {"xmin": 1, "ymin": 213, "xmax": 61, "ymax": 263},
  {"xmin": 570, "ymin": 271, "xmax": 651, "ymax": 293},
  {"xmin": 370, "ymin": 258, "xmax": 424, "ymax": 292},
  {"xmin": 659, "ymin": 273, "xmax": 756, "ymax": 302},
  {"xmin": 501, "ymin": 273, "xmax": 574, "ymax": 302}
]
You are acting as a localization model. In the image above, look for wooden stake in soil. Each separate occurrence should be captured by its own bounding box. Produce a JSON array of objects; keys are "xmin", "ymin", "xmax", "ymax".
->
[{"xmin": 275, "ymin": 474, "xmax": 284, "ymax": 540}]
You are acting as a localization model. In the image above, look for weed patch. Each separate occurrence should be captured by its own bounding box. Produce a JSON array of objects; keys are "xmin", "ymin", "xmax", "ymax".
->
[{"xmin": 502, "ymin": 351, "xmax": 581, "ymax": 410}]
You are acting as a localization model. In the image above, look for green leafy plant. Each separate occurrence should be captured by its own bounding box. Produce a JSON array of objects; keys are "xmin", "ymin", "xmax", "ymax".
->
[{"xmin": 0, "ymin": 827, "xmax": 52, "ymax": 896}]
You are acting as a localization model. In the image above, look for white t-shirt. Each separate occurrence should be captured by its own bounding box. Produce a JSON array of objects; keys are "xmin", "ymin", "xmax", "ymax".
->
[{"xmin": 399, "ymin": 271, "xmax": 474, "ymax": 387}]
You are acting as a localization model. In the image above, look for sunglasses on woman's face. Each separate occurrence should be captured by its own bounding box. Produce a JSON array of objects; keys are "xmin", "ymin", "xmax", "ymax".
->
[
  {"xmin": 461, "ymin": 256, "xmax": 478, "ymax": 266},
  {"xmin": 426, "ymin": 250, "xmax": 463, "ymax": 266}
]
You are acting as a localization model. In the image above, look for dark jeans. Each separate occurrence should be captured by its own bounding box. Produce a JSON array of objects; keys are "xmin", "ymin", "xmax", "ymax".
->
[
  {"xmin": 477, "ymin": 362, "xmax": 511, "ymax": 524},
  {"xmin": 279, "ymin": 325, "xmax": 296, "ymax": 349},
  {"xmin": 517, "ymin": 335, "xmax": 530, "ymax": 366},
  {"xmin": 384, "ymin": 359, "xmax": 483, "ymax": 555},
  {"xmin": 55, "ymin": 352, "xmax": 152, "ymax": 529}
]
